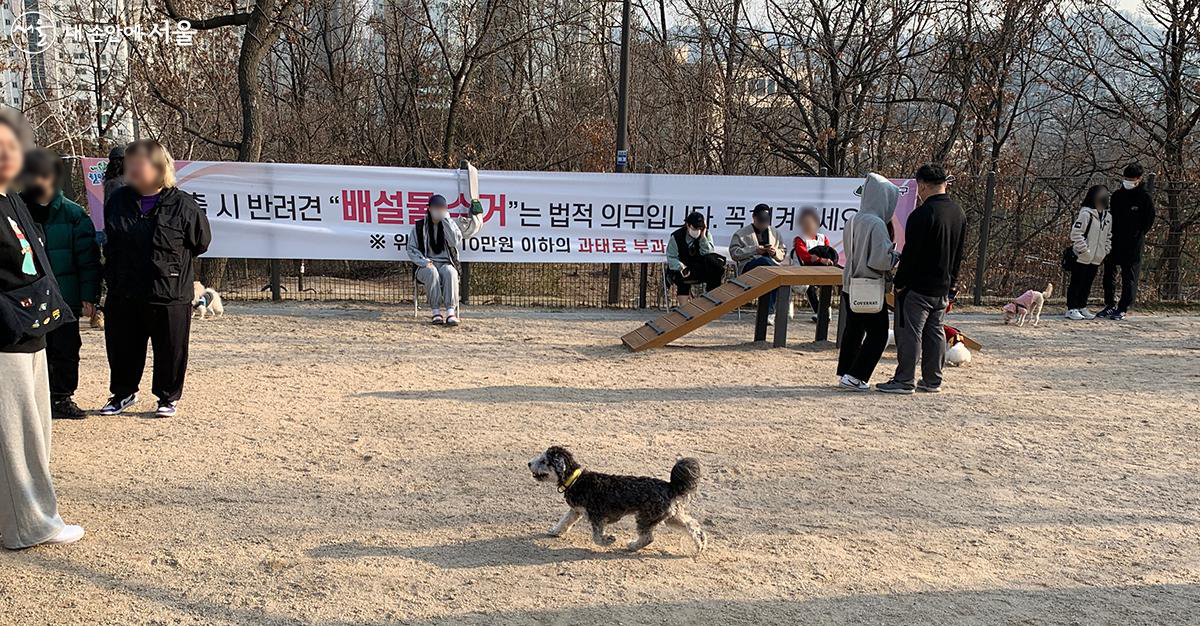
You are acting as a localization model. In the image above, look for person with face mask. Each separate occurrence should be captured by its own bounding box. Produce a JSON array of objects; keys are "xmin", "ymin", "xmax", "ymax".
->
[
  {"xmin": 0, "ymin": 108, "xmax": 86, "ymax": 548},
  {"xmin": 1098, "ymin": 164, "xmax": 1155, "ymax": 320},
  {"xmin": 1064, "ymin": 185, "xmax": 1114, "ymax": 320},
  {"xmin": 101, "ymin": 140, "xmax": 211, "ymax": 419},
  {"xmin": 19, "ymin": 148, "xmax": 101, "ymax": 420},
  {"xmin": 665, "ymin": 211, "xmax": 725, "ymax": 306},
  {"xmin": 877, "ymin": 163, "xmax": 967, "ymax": 395},
  {"xmin": 406, "ymin": 193, "xmax": 483, "ymax": 326},
  {"xmin": 729, "ymin": 203, "xmax": 787, "ymax": 323}
]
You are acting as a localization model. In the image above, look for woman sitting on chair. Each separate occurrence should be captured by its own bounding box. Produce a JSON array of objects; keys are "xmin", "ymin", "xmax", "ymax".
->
[
  {"xmin": 406, "ymin": 194, "xmax": 482, "ymax": 326},
  {"xmin": 666, "ymin": 211, "xmax": 725, "ymax": 306},
  {"xmin": 792, "ymin": 206, "xmax": 839, "ymax": 321}
]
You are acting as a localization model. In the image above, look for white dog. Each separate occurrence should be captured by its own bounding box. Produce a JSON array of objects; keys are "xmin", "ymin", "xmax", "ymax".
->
[
  {"xmin": 1002, "ymin": 282, "xmax": 1052, "ymax": 327},
  {"xmin": 192, "ymin": 281, "xmax": 224, "ymax": 319}
]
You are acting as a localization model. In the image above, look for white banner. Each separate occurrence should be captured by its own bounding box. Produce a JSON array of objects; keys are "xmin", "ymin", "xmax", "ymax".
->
[{"xmin": 81, "ymin": 159, "xmax": 918, "ymax": 263}]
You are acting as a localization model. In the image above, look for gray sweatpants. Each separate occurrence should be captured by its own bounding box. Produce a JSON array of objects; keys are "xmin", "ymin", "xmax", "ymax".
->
[
  {"xmin": 893, "ymin": 290, "xmax": 950, "ymax": 387},
  {"xmin": 0, "ymin": 350, "xmax": 65, "ymax": 549},
  {"xmin": 416, "ymin": 262, "xmax": 459, "ymax": 311}
]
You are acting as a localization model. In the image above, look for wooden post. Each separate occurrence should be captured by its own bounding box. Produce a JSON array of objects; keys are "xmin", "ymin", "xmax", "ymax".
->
[
  {"xmin": 461, "ymin": 262, "xmax": 471, "ymax": 305},
  {"xmin": 269, "ymin": 259, "xmax": 281, "ymax": 302},
  {"xmin": 637, "ymin": 264, "xmax": 648, "ymax": 308},
  {"xmin": 772, "ymin": 285, "xmax": 791, "ymax": 347}
]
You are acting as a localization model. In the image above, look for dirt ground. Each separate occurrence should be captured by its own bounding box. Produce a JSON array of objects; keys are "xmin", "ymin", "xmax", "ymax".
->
[{"xmin": 1, "ymin": 302, "xmax": 1197, "ymax": 625}]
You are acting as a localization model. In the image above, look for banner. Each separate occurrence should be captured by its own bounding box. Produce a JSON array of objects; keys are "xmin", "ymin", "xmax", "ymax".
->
[{"xmin": 80, "ymin": 159, "xmax": 917, "ymax": 263}]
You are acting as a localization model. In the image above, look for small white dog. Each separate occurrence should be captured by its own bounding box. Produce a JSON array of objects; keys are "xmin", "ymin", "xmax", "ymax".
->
[
  {"xmin": 1002, "ymin": 282, "xmax": 1052, "ymax": 327},
  {"xmin": 946, "ymin": 342, "xmax": 972, "ymax": 366},
  {"xmin": 192, "ymin": 281, "xmax": 224, "ymax": 319}
]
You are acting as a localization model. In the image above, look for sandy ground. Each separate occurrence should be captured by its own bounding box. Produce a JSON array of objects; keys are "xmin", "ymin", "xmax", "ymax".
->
[{"xmin": 1, "ymin": 302, "xmax": 1198, "ymax": 625}]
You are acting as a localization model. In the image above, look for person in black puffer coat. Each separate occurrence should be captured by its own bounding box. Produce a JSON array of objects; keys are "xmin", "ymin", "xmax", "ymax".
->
[
  {"xmin": 100, "ymin": 140, "xmax": 210, "ymax": 419},
  {"xmin": 1098, "ymin": 163, "xmax": 1155, "ymax": 320}
]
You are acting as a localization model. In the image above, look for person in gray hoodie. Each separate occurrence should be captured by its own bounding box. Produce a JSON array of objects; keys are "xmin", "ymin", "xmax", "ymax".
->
[{"xmin": 836, "ymin": 173, "xmax": 900, "ymax": 391}]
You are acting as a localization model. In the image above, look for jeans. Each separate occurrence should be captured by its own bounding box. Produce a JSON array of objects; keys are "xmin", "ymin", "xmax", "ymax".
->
[{"xmin": 741, "ymin": 256, "xmax": 779, "ymax": 312}]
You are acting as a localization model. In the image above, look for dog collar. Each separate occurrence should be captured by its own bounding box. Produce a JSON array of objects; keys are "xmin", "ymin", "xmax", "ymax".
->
[{"xmin": 559, "ymin": 468, "xmax": 582, "ymax": 493}]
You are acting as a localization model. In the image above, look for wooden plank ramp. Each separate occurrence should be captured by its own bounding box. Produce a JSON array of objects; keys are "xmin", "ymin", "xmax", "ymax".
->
[{"xmin": 621, "ymin": 265, "xmax": 843, "ymax": 352}]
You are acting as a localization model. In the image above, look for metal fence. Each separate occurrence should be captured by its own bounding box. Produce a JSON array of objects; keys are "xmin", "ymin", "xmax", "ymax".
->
[{"xmin": 218, "ymin": 175, "xmax": 1198, "ymax": 308}]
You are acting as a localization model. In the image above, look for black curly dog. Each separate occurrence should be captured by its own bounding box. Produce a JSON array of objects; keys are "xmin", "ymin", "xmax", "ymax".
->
[{"xmin": 528, "ymin": 446, "xmax": 707, "ymax": 553}]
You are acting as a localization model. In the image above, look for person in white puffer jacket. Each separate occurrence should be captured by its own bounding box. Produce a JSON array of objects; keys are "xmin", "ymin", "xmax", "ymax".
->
[{"xmin": 1065, "ymin": 185, "xmax": 1113, "ymax": 320}]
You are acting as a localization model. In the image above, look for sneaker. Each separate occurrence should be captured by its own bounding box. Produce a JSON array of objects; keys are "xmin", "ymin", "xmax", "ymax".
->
[
  {"xmin": 810, "ymin": 314, "xmax": 819, "ymax": 323},
  {"xmin": 1110, "ymin": 311, "xmax": 1127, "ymax": 321},
  {"xmin": 51, "ymin": 398, "xmax": 87, "ymax": 420},
  {"xmin": 1096, "ymin": 306, "xmax": 1115, "ymax": 319},
  {"xmin": 839, "ymin": 374, "xmax": 869, "ymax": 391},
  {"xmin": 916, "ymin": 381, "xmax": 942, "ymax": 393},
  {"xmin": 1079, "ymin": 308, "xmax": 1097, "ymax": 320},
  {"xmin": 766, "ymin": 313, "xmax": 775, "ymax": 326},
  {"xmin": 876, "ymin": 380, "xmax": 915, "ymax": 394},
  {"xmin": 1065, "ymin": 309, "xmax": 1084, "ymax": 320},
  {"xmin": 99, "ymin": 393, "xmax": 137, "ymax": 416},
  {"xmin": 38, "ymin": 524, "xmax": 85, "ymax": 546},
  {"xmin": 154, "ymin": 402, "xmax": 177, "ymax": 418}
]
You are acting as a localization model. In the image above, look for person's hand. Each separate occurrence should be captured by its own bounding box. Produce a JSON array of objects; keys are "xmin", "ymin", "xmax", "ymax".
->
[
  {"xmin": 82, "ymin": 302, "xmax": 96, "ymax": 318},
  {"xmin": 755, "ymin": 245, "xmax": 767, "ymax": 255},
  {"xmin": 820, "ymin": 258, "xmax": 833, "ymax": 266},
  {"xmin": 426, "ymin": 261, "xmax": 434, "ymax": 269}
]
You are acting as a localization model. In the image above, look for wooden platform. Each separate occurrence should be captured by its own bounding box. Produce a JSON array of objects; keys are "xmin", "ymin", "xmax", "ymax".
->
[{"xmin": 621, "ymin": 265, "xmax": 843, "ymax": 352}]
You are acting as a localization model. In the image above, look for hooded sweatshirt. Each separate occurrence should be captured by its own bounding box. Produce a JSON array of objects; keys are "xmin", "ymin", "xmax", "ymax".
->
[{"xmin": 842, "ymin": 173, "xmax": 900, "ymax": 291}]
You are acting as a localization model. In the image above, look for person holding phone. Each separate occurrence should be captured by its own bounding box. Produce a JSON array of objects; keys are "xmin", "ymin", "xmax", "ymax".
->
[
  {"xmin": 729, "ymin": 203, "xmax": 787, "ymax": 323},
  {"xmin": 666, "ymin": 211, "xmax": 725, "ymax": 306}
]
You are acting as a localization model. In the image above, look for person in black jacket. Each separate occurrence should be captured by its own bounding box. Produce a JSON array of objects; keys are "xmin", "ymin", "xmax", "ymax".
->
[
  {"xmin": 0, "ymin": 108, "xmax": 85, "ymax": 548},
  {"xmin": 100, "ymin": 140, "xmax": 211, "ymax": 418},
  {"xmin": 1098, "ymin": 163, "xmax": 1155, "ymax": 320},
  {"xmin": 877, "ymin": 163, "xmax": 967, "ymax": 395}
]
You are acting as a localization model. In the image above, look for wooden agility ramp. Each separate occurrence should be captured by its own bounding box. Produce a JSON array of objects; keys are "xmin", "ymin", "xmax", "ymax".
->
[{"xmin": 621, "ymin": 265, "xmax": 843, "ymax": 352}]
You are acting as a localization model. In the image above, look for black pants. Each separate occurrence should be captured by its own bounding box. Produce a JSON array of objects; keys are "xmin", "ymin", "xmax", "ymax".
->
[
  {"xmin": 45, "ymin": 320, "xmax": 81, "ymax": 401},
  {"xmin": 1103, "ymin": 258, "xmax": 1141, "ymax": 313},
  {"xmin": 836, "ymin": 298, "xmax": 890, "ymax": 383},
  {"xmin": 1067, "ymin": 262, "xmax": 1100, "ymax": 310},
  {"xmin": 670, "ymin": 253, "xmax": 725, "ymax": 295},
  {"xmin": 803, "ymin": 246, "xmax": 840, "ymax": 313},
  {"xmin": 105, "ymin": 300, "xmax": 192, "ymax": 403}
]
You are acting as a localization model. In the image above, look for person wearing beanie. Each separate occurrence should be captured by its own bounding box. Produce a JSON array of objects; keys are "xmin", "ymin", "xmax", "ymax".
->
[
  {"xmin": 19, "ymin": 148, "xmax": 101, "ymax": 419},
  {"xmin": 1098, "ymin": 163, "xmax": 1154, "ymax": 320},
  {"xmin": 728, "ymin": 203, "xmax": 786, "ymax": 323},
  {"xmin": 665, "ymin": 211, "xmax": 725, "ymax": 306},
  {"xmin": 406, "ymin": 193, "xmax": 484, "ymax": 326},
  {"xmin": 102, "ymin": 144, "xmax": 126, "ymax": 206}
]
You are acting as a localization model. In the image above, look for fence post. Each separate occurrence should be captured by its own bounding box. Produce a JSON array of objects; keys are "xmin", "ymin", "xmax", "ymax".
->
[
  {"xmin": 270, "ymin": 259, "xmax": 282, "ymax": 302},
  {"xmin": 972, "ymin": 169, "xmax": 997, "ymax": 305},
  {"xmin": 607, "ymin": 264, "xmax": 621, "ymax": 305},
  {"xmin": 637, "ymin": 264, "xmax": 648, "ymax": 308},
  {"xmin": 461, "ymin": 262, "xmax": 471, "ymax": 305}
]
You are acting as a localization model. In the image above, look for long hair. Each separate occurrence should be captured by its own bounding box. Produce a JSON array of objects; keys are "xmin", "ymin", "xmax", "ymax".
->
[
  {"xmin": 1081, "ymin": 185, "xmax": 1108, "ymax": 210},
  {"xmin": 124, "ymin": 139, "xmax": 177, "ymax": 188},
  {"xmin": 426, "ymin": 216, "xmax": 446, "ymax": 254}
]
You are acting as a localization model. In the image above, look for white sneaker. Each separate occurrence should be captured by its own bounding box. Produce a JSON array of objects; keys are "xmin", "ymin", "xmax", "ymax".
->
[
  {"xmin": 41, "ymin": 524, "xmax": 85, "ymax": 546},
  {"xmin": 1080, "ymin": 308, "xmax": 1096, "ymax": 319},
  {"xmin": 766, "ymin": 313, "xmax": 775, "ymax": 326},
  {"xmin": 1065, "ymin": 309, "xmax": 1084, "ymax": 320},
  {"xmin": 839, "ymin": 374, "xmax": 869, "ymax": 391}
]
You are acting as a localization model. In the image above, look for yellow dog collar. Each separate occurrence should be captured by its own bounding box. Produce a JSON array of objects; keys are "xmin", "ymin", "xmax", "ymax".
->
[{"xmin": 559, "ymin": 468, "xmax": 582, "ymax": 493}]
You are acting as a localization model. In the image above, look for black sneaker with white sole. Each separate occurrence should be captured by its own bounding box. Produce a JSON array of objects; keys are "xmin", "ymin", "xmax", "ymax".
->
[
  {"xmin": 916, "ymin": 381, "xmax": 942, "ymax": 393},
  {"xmin": 875, "ymin": 380, "xmax": 915, "ymax": 394},
  {"xmin": 155, "ymin": 402, "xmax": 178, "ymax": 418},
  {"xmin": 99, "ymin": 393, "xmax": 137, "ymax": 416}
]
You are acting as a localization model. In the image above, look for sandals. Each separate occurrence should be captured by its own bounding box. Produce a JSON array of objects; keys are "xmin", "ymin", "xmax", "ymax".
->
[
  {"xmin": 445, "ymin": 315, "xmax": 460, "ymax": 327},
  {"xmin": 431, "ymin": 314, "xmax": 444, "ymax": 324}
]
